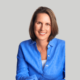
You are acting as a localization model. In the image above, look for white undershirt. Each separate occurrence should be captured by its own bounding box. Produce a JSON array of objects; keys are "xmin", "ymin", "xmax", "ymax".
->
[{"xmin": 42, "ymin": 60, "xmax": 47, "ymax": 68}]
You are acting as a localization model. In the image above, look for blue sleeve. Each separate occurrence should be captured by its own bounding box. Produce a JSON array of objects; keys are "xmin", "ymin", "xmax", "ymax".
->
[
  {"xmin": 63, "ymin": 41, "xmax": 65, "ymax": 80},
  {"xmin": 16, "ymin": 44, "xmax": 38, "ymax": 80},
  {"xmin": 61, "ymin": 41, "xmax": 65, "ymax": 80},
  {"xmin": 63, "ymin": 63, "xmax": 65, "ymax": 80}
]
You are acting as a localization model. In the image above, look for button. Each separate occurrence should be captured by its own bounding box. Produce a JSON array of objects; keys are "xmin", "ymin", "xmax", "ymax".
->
[
  {"xmin": 48, "ymin": 45, "xmax": 50, "ymax": 47},
  {"xmin": 46, "ymin": 65, "xmax": 48, "ymax": 66},
  {"xmin": 48, "ymin": 55, "xmax": 50, "ymax": 57}
]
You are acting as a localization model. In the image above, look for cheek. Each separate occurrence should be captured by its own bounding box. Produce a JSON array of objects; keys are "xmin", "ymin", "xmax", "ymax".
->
[
  {"xmin": 34, "ymin": 25, "xmax": 40, "ymax": 31},
  {"xmin": 47, "ymin": 27, "xmax": 51, "ymax": 33}
]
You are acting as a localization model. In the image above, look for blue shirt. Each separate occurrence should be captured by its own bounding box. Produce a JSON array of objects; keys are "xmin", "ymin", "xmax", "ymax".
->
[{"xmin": 16, "ymin": 38, "xmax": 65, "ymax": 80}]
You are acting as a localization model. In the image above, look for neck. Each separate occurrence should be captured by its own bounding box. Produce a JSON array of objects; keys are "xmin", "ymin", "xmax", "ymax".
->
[{"xmin": 36, "ymin": 39, "xmax": 49, "ymax": 50}]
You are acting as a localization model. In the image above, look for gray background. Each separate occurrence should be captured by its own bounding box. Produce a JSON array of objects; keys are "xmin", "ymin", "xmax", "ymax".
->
[{"xmin": 0, "ymin": 0, "xmax": 80, "ymax": 80}]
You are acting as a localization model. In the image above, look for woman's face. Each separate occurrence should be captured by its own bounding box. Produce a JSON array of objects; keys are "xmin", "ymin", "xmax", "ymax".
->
[{"xmin": 34, "ymin": 13, "xmax": 51, "ymax": 41}]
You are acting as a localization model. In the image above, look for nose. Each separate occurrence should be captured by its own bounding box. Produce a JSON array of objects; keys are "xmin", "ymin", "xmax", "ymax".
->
[{"xmin": 40, "ymin": 24, "xmax": 45, "ymax": 31}]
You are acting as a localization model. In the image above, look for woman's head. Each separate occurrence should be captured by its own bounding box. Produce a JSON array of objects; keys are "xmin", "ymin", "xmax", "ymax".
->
[{"xmin": 29, "ymin": 6, "xmax": 58, "ymax": 42}]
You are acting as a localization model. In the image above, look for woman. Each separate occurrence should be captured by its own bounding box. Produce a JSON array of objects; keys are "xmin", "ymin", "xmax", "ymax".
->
[{"xmin": 16, "ymin": 6, "xmax": 65, "ymax": 80}]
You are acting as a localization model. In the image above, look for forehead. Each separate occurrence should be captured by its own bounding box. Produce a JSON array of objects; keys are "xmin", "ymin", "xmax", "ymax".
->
[{"xmin": 36, "ymin": 13, "xmax": 51, "ymax": 23}]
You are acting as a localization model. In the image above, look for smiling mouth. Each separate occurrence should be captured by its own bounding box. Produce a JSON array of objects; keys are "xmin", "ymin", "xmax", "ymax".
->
[{"xmin": 39, "ymin": 32, "xmax": 46, "ymax": 36}]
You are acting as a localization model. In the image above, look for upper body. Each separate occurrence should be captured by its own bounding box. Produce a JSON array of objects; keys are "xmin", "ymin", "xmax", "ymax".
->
[
  {"xmin": 16, "ymin": 6, "xmax": 65, "ymax": 80},
  {"xmin": 16, "ymin": 38, "xmax": 65, "ymax": 80}
]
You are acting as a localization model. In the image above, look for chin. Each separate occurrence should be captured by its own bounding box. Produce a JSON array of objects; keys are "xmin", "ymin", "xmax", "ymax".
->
[{"xmin": 37, "ymin": 37, "xmax": 48, "ymax": 41}]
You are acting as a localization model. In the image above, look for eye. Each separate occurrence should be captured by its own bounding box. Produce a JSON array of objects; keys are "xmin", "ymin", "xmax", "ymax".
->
[
  {"xmin": 46, "ymin": 23, "xmax": 50, "ymax": 26},
  {"xmin": 37, "ymin": 22, "xmax": 41, "ymax": 24}
]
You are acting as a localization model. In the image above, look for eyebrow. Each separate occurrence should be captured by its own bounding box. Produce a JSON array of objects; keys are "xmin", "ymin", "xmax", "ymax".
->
[{"xmin": 36, "ymin": 21, "xmax": 51, "ymax": 24}]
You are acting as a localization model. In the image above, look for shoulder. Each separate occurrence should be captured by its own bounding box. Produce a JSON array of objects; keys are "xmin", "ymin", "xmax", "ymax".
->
[
  {"xmin": 51, "ymin": 38, "xmax": 65, "ymax": 46},
  {"xmin": 55, "ymin": 38, "xmax": 65, "ymax": 44},
  {"xmin": 19, "ymin": 39, "xmax": 32, "ymax": 47},
  {"xmin": 55, "ymin": 38, "xmax": 65, "ymax": 48}
]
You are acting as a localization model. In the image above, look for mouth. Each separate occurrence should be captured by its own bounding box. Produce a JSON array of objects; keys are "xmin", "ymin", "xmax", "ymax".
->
[{"xmin": 39, "ymin": 32, "xmax": 46, "ymax": 36}]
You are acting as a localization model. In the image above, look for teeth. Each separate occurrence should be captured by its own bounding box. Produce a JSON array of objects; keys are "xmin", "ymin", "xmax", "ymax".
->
[{"xmin": 40, "ymin": 33, "xmax": 45, "ymax": 34}]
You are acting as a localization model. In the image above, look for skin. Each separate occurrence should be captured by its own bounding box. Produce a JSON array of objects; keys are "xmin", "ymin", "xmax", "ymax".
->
[{"xmin": 34, "ymin": 13, "xmax": 51, "ymax": 52}]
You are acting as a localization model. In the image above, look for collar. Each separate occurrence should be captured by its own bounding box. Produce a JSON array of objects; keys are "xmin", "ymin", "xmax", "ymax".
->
[
  {"xmin": 30, "ymin": 38, "xmax": 57, "ymax": 47},
  {"xmin": 30, "ymin": 39, "xmax": 36, "ymax": 45},
  {"xmin": 48, "ymin": 38, "xmax": 57, "ymax": 47}
]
